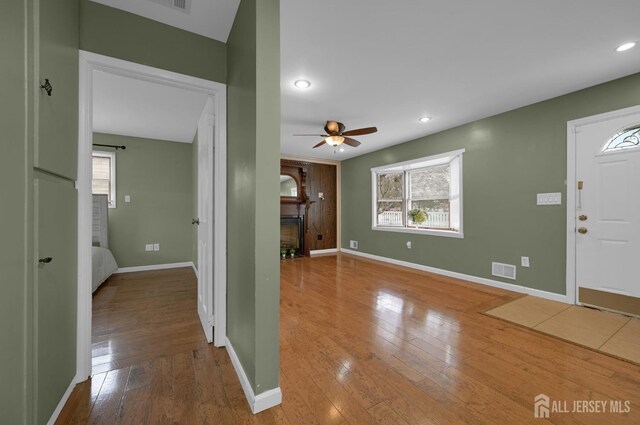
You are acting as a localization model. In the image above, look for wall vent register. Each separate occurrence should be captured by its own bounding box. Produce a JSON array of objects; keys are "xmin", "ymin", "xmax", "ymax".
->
[
  {"xmin": 492, "ymin": 262, "xmax": 516, "ymax": 280},
  {"xmin": 149, "ymin": 0, "xmax": 192, "ymax": 13}
]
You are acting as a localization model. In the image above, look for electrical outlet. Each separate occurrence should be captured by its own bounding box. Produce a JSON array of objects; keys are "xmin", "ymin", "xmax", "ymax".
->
[
  {"xmin": 349, "ymin": 240, "xmax": 358, "ymax": 249},
  {"xmin": 521, "ymin": 256, "xmax": 530, "ymax": 267},
  {"xmin": 145, "ymin": 244, "xmax": 153, "ymax": 252},
  {"xmin": 153, "ymin": 243, "xmax": 160, "ymax": 251},
  {"xmin": 406, "ymin": 241, "xmax": 412, "ymax": 249}
]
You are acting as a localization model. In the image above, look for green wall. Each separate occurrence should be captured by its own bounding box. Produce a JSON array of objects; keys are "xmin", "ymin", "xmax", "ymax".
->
[
  {"xmin": 79, "ymin": 0, "xmax": 227, "ymax": 83},
  {"xmin": 0, "ymin": 2, "xmax": 28, "ymax": 423},
  {"xmin": 227, "ymin": 0, "xmax": 281, "ymax": 395},
  {"xmin": 342, "ymin": 72, "xmax": 640, "ymax": 295},
  {"xmin": 93, "ymin": 133, "xmax": 194, "ymax": 268}
]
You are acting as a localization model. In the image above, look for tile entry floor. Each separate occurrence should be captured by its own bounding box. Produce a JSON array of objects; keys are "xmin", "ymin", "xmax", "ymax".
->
[{"xmin": 485, "ymin": 296, "xmax": 640, "ymax": 364}]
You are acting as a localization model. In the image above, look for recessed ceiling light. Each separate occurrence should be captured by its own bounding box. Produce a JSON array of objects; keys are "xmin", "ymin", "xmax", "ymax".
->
[
  {"xmin": 339, "ymin": 148, "xmax": 345, "ymax": 152},
  {"xmin": 616, "ymin": 42, "xmax": 636, "ymax": 52},
  {"xmin": 294, "ymin": 79, "xmax": 311, "ymax": 89},
  {"xmin": 418, "ymin": 116, "xmax": 431, "ymax": 123}
]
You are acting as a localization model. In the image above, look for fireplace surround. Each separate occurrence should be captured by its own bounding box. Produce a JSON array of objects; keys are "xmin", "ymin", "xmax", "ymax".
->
[{"xmin": 280, "ymin": 216, "xmax": 304, "ymax": 256}]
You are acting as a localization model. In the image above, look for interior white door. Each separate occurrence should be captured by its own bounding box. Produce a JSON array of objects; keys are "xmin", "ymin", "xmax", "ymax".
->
[
  {"xmin": 575, "ymin": 112, "xmax": 640, "ymax": 314},
  {"xmin": 197, "ymin": 97, "xmax": 214, "ymax": 342}
]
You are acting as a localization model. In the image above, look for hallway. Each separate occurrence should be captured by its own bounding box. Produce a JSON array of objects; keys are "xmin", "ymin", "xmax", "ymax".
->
[{"xmin": 56, "ymin": 268, "xmax": 284, "ymax": 424}]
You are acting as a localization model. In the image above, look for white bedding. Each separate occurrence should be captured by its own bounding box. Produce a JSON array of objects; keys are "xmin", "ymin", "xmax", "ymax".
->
[{"xmin": 92, "ymin": 246, "xmax": 118, "ymax": 292}]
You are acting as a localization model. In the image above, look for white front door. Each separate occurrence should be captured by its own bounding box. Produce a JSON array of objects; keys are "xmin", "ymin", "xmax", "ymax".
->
[
  {"xmin": 575, "ymin": 111, "xmax": 640, "ymax": 315},
  {"xmin": 197, "ymin": 97, "xmax": 215, "ymax": 342}
]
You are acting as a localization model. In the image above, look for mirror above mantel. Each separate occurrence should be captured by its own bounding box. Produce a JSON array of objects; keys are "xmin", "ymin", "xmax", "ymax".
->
[
  {"xmin": 280, "ymin": 175, "xmax": 298, "ymax": 197},
  {"xmin": 280, "ymin": 161, "xmax": 309, "ymax": 204}
]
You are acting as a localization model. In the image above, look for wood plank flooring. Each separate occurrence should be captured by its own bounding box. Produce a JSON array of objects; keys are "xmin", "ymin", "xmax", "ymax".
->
[{"xmin": 57, "ymin": 255, "xmax": 640, "ymax": 424}]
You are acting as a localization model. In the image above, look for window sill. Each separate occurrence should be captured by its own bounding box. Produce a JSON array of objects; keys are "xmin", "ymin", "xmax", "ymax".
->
[{"xmin": 372, "ymin": 226, "xmax": 464, "ymax": 239}]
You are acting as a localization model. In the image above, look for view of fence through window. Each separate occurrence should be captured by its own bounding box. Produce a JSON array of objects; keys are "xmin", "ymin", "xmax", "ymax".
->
[{"xmin": 376, "ymin": 165, "xmax": 451, "ymax": 229}]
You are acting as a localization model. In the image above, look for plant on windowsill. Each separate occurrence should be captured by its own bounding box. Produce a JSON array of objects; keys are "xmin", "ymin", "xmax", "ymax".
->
[{"xmin": 408, "ymin": 208, "xmax": 428, "ymax": 227}]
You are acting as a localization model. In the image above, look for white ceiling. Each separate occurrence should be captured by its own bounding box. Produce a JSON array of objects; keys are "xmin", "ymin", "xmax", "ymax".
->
[
  {"xmin": 93, "ymin": 71, "xmax": 208, "ymax": 143},
  {"xmin": 89, "ymin": 0, "xmax": 640, "ymax": 160},
  {"xmin": 90, "ymin": 0, "xmax": 240, "ymax": 42},
  {"xmin": 281, "ymin": 0, "xmax": 640, "ymax": 160}
]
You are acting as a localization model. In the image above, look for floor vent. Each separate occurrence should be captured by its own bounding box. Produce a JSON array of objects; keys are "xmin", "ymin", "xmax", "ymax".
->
[{"xmin": 492, "ymin": 262, "xmax": 516, "ymax": 280}]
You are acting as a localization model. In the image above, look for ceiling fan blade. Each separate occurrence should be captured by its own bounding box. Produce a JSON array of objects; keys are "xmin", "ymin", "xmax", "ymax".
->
[
  {"xmin": 313, "ymin": 140, "xmax": 327, "ymax": 148},
  {"xmin": 343, "ymin": 137, "xmax": 361, "ymax": 147},
  {"xmin": 293, "ymin": 134, "xmax": 328, "ymax": 137},
  {"xmin": 342, "ymin": 126, "xmax": 377, "ymax": 136}
]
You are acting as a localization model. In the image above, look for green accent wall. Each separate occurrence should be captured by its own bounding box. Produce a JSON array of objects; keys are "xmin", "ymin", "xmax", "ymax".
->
[
  {"xmin": 0, "ymin": 2, "xmax": 28, "ymax": 423},
  {"xmin": 227, "ymin": 0, "xmax": 281, "ymax": 395},
  {"xmin": 79, "ymin": 0, "xmax": 227, "ymax": 83},
  {"xmin": 342, "ymin": 72, "xmax": 640, "ymax": 295},
  {"xmin": 93, "ymin": 133, "xmax": 194, "ymax": 268}
]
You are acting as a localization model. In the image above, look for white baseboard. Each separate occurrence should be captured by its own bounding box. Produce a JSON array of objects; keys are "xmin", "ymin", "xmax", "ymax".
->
[
  {"xmin": 310, "ymin": 248, "xmax": 338, "ymax": 256},
  {"xmin": 47, "ymin": 374, "xmax": 80, "ymax": 425},
  {"xmin": 225, "ymin": 337, "xmax": 282, "ymax": 414},
  {"xmin": 115, "ymin": 262, "xmax": 194, "ymax": 274},
  {"xmin": 339, "ymin": 248, "xmax": 569, "ymax": 303},
  {"xmin": 191, "ymin": 262, "xmax": 198, "ymax": 277}
]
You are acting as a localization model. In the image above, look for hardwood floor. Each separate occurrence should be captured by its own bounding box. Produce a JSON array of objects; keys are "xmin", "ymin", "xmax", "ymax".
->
[{"xmin": 57, "ymin": 255, "xmax": 640, "ymax": 424}]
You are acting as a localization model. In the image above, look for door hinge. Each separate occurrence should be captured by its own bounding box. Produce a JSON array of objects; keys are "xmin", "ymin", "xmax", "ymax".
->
[{"xmin": 209, "ymin": 315, "xmax": 215, "ymax": 327}]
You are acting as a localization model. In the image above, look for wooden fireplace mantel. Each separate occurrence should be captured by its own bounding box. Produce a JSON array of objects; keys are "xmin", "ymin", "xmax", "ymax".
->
[{"xmin": 280, "ymin": 160, "xmax": 314, "ymax": 255}]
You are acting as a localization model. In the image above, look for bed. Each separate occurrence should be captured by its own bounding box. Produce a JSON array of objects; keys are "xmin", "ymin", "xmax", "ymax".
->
[{"xmin": 92, "ymin": 195, "xmax": 118, "ymax": 292}]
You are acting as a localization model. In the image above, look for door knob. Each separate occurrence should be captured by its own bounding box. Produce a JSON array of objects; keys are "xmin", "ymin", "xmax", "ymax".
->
[
  {"xmin": 192, "ymin": 218, "xmax": 200, "ymax": 225},
  {"xmin": 577, "ymin": 227, "xmax": 588, "ymax": 234},
  {"xmin": 39, "ymin": 257, "xmax": 53, "ymax": 264},
  {"xmin": 578, "ymin": 215, "xmax": 588, "ymax": 221}
]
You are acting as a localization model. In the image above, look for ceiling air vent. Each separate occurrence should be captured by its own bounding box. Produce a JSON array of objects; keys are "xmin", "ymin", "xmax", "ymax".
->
[
  {"xmin": 492, "ymin": 262, "xmax": 516, "ymax": 280},
  {"xmin": 148, "ymin": 0, "xmax": 192, "ymax": 14}
]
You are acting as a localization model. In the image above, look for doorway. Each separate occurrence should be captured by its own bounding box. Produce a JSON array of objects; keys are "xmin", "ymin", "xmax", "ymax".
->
[
  {"xmin": 567, "ymin": 105, "xmax": 640, "ymax": 317},
  {"xmin": 76, "ymin": 51, "xmax": 227, "ymax": 380}
]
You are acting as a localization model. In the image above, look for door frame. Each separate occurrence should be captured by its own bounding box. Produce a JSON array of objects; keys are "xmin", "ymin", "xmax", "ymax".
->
[
  {"xmin": 76, "ymin": 51, "xmax": 227, "ymax": 381},
  {"xmin": 565, "ymin": 104, "xmax": 640, "ymax": 306}
]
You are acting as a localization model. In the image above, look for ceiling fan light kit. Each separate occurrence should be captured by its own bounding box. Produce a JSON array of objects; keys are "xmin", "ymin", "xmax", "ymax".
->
[{"xmin": 326, "ymin": 135, "xmax": 345, "ymax": 146}]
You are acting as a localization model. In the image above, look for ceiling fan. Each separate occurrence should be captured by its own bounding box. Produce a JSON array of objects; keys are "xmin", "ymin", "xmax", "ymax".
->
[{"xmin": 294, "ymin": 120, "xmax": 377, "ymax": 149}]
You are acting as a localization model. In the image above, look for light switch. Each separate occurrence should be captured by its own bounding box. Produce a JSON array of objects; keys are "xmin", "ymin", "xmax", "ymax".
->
[
  {"xmin": 125, "ymin": 195, "xmax": 131, "ymax": 203},
  {"xmin": 153, "ymin": 243, "xmax": 160, "ymax": 251},
  {"xmin": 145, "ymin": 244, "xmax": 153, "ymax": 251},
  {"xmin": 537, "ymin": 192, "xmax": 562, "ymax": 205},
  {"xmin": 521, "ymin": 256, "xmax": 530, "ymax": 267}
]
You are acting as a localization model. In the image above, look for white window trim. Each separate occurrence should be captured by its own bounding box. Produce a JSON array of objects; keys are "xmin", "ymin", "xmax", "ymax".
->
[
  {"xmin": 92, "ymin": 150, "xmax": 116, "ymax": 208},
  {"xmin": 371, "ymin": 149, "xmax": 464, "ymax": 238}
]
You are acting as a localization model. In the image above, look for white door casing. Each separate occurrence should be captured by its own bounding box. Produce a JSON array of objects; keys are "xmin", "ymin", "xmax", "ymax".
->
[
  {"xmin": 567, "ymin": 106, "xmax": 640, "ymax": 310},
  {"xmin": 77, "ymin": 51, "xmax": 227, "ymax": 380},
  {"xmin": 197, "ymin": 98, "xmax": 214, "ymax": 342}
]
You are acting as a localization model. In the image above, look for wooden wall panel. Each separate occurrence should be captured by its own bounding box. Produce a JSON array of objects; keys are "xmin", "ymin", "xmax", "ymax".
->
[{"xmin": 280, "ymin": 160, "xmax": 337, "ymax": 252}]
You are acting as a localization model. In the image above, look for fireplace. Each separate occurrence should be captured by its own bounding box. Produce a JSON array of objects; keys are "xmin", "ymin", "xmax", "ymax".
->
[{"xmin": 280, "ymin": 216, "xmax": 303, "ymax": 255}]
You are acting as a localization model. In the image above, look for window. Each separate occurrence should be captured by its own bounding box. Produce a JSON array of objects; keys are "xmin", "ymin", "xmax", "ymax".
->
[
  {"xmin": 92, "ymin": 151, "xmax": 116, "ymax": 208},
  {"xmin": 371, "ymin": 149, "xmax": 464, "ymax": 237},
  {"xmin": 602, "ymin": 126, "xmax": 640, "ymax": 153}
]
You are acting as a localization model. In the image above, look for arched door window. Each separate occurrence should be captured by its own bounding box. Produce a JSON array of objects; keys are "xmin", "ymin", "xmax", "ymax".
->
[{"xmin": 603, "ymin": 126, "xmax": 640, "ymax": 152}]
